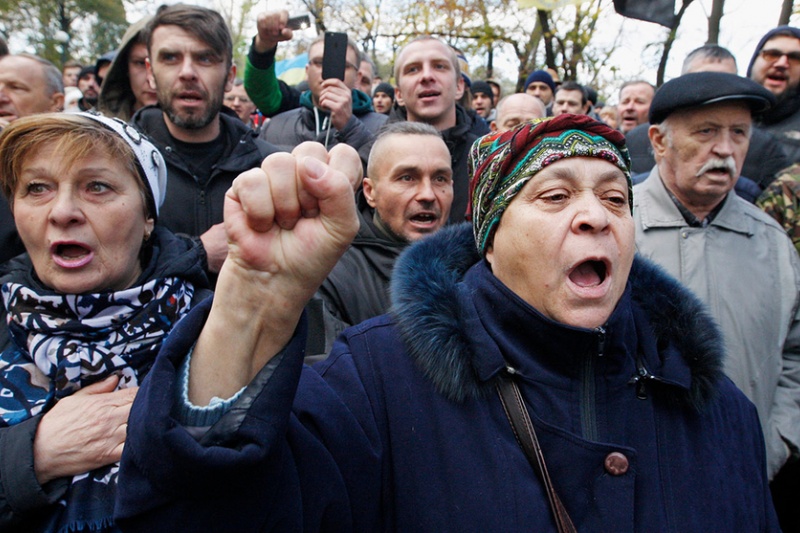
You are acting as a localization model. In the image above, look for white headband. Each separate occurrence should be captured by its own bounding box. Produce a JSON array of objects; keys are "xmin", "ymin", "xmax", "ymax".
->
[{"xmin": 70, "ymin": 112, "xmax": 167, "ymax": 217}]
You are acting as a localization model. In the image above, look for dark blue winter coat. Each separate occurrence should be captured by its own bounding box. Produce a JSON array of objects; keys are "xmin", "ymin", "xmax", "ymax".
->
[{"xmin": 116, "ymin": 223, "xmax": 779, "ymax": 532}]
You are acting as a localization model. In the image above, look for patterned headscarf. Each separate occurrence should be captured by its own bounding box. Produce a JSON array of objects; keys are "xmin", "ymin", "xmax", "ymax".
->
[{"xmin": 468, "ymin": 114, "xmax": 632, "ymax": 255}]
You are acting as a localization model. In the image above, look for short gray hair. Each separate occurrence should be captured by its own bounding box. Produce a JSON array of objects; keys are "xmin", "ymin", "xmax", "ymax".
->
[
  {"xmin": 16, "ymin": 53, "xmax": 64, "ymax": 96},
  {"xmin": 681, "ymin": 45, "xmax": 736, "ymax": 74}
]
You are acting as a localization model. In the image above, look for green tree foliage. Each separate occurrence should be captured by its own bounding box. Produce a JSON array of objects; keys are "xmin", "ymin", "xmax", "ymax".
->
[{"xmin": 0, "ymin": 0, "xmax": 127, "ymax": 66}]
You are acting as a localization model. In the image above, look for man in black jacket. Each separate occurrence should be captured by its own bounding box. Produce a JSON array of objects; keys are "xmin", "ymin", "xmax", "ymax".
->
[
  {"xmin": 133, "ymin": 4, "xmax": 280, "ymax": 274},
  {"xmin": 388, "ymin": 36, "xmax": 478, "ymax": 224},
  {"xmin": 309, "ymin": 122, "xmax": 452, "ymax": 358}
]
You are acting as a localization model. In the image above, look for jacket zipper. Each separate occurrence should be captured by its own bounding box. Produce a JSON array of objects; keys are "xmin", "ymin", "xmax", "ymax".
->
[{"xmin": 580, "ymin": 326, "xmax": 605, "ymax": 441}]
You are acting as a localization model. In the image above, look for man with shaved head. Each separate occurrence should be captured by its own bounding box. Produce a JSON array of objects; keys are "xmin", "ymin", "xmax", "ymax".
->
[
  {"xmin": 311, "ymin": 121, "xmax": 453, "ymax": 345},
  {"xmin": 490, "ymin": 93, "xmax": 545, "ymax": 132}
]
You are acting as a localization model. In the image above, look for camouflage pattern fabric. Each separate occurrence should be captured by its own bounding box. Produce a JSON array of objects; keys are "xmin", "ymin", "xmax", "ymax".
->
[{"xmin": 757, "ymin": 164, "xmax": 800, "ymax": 254}]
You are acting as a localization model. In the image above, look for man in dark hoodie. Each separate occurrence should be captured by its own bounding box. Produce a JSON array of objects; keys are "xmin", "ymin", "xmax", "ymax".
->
[
  {"xmin": 748, "ymin": 26, "xmax": 800, "ymax": 163},
  {"xmin": 388, "ymin": 35, "xmax": 478, "ymax": 224},
  {"xmin": 132, "ymin": 4, "xmax": 279, "ymax": 275},
  {"xmin": 97, "ymin": 16, "xmax": 158, "ymax": 122}
]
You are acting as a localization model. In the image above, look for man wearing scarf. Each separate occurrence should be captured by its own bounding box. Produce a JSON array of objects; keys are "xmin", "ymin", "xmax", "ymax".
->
[{"xmin": 117, "ymin": 116, "xmax": 779, "ymax": 531}]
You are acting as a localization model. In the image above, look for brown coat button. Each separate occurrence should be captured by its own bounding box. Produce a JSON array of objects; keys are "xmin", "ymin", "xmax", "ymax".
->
[{"xmin": 604, "ymin": 452, "xmax": 629, "ymax": 475}]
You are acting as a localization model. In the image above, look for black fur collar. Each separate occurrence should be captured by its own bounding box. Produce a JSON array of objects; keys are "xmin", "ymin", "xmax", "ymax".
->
[{"xmin": 389, "ymin": 223, "xmax": 724, "ymax": 408}]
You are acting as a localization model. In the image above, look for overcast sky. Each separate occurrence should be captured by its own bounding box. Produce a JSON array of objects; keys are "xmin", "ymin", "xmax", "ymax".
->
[{"xmin": 610, "ymin": 0, "xmax": 797, "ymax": 85}]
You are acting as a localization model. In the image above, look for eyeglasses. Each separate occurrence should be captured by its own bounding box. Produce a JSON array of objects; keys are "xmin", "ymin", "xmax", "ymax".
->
[
  {"xmin": 308, "ymin": 57, "xmax": 358, "ymax": 71},
  {"xmin": 224, "ymin": 95, "xmax": 251, "ymax": 104},
  {"xmin": 760, "ymin": 48, "xmax": 800, "ymax": 65}
]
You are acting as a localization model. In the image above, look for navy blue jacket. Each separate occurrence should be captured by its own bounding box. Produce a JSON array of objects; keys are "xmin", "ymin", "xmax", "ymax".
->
[{"xmin": 117, "ymin": 224, "xmax": 778, "ymax": 532}]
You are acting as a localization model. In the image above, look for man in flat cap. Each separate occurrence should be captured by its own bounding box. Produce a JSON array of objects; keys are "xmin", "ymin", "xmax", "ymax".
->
[
  {"xmin": 116, "ymin": 116, "xmax": 778, "ymax": 531},
  {"xmin": 633, "ymin": 72, "xmax": 800, "ymax": 502}
]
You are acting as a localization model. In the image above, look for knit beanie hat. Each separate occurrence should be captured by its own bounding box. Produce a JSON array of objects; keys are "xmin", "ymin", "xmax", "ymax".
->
[
  {"xmin": 78, "ymin": 65, "xmax": 96, "ymax": 81},
  {"xmin": 471, "ymin": 81, "xmax": 494, "ymax": 103},
  {"xmin": 373, "ymin": 82, "xmax": 395, "ymax": 100},
  {"xmin": 523, "ymin": 70, "xmax": 555, "ymax": 93},
  {"xmin": 75, "ymin": 112, "xmax": 167, "ymax": 220},
  {"xmin": 468, "ymin": 114, "xmax": 631, "ymax": 255}
]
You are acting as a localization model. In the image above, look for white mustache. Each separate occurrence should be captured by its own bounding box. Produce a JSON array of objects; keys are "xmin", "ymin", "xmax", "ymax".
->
[{"xmin": 696, "ymin": 157, "xmax": 737, "ymax": 177}]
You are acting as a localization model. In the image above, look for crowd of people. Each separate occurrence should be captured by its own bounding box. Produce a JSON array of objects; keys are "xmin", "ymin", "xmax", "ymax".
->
[{"xmin": 0, "ymin": 4, "xmax": 798, "ymax": 532}]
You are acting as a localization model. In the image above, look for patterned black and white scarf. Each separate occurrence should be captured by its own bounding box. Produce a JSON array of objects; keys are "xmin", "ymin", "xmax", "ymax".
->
[{"xmin": 0, "ymin": 276, "xmax": 194, "ymax": 531}]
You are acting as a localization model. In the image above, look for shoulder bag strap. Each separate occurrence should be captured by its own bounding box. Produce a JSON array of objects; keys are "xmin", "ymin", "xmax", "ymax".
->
[{"xmin": 496, "ymin": 373, "xmax": 577, "ymax": 533}]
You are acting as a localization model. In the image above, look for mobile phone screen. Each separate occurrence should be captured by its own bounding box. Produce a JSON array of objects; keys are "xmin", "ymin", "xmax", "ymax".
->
[
  {"xmin": 322, "ymin": 32, "xmax": 348, "ymax": 81},
  {"xmin": 286, "ymin": 14, "xmax": 310, "ymax": 30}
]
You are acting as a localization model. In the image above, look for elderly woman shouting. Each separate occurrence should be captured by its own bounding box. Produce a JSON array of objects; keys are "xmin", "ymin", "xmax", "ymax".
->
[{"xmin": 0, "ymin": 112, "xmax": 210, "ymax": 531}]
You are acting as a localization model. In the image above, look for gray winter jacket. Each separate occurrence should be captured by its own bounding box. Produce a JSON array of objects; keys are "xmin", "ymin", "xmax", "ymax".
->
[{"xmin": 633, "ymin": 169, "xmax": 800, "ymax": 477}]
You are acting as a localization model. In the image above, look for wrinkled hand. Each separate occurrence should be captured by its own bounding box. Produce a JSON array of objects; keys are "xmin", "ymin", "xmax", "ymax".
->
[
  {"xmin": 199, "ymin": 222, "xmax": 228, "ymax": 274},
  {"xmin": 319, "ymin": 79, "xmax": 353, "ymax": 131},
  {"xmin": 223, "ymin": 141, "xmax": 359, "ymax": 283},
  {"xmin": 33, "ymin": 375, "xmax": 136, "ymax": 485},
  {"xmin": 189, "ymin": 142, "xmax": 360, "ymax": 404},
  {"xmin": 254, "ymin": 10, "xmax": 293, "ymax": 54}
]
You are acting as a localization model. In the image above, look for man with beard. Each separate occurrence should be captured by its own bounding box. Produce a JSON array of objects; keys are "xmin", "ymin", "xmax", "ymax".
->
[
  {"xmin": 76, "ymin": 66, "xmax": 100, "ymax": 111},
  {"xmin": 633, "ymin": 72, "xmax": 800, "ymax": 526},
  {"xmin": 748, "ymin": 26, "xmax": 800, "ymax": 163},
  {"xmin": 132, "ymin": 4, "xmax": 279, "ymax": 275}
]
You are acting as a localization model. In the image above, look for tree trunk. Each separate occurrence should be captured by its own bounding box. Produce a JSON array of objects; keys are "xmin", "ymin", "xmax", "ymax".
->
[
  {"xmin": 58, "ymin": 0, "xmax": 69, "ymax": 67},
  {"xmin": 707, "ymin": 0, "xmax": 724, "ymax": 44},
  {"xmin": 656, "ymin": 0, "xmax": 695, "ymax": 86},
  {"xmin": 538, "ymin": 9, "xmax": 556, "ymax": 70},
  {"xmin": 779, "ymin": 0, "xmax": 793, "ymax": 25}
]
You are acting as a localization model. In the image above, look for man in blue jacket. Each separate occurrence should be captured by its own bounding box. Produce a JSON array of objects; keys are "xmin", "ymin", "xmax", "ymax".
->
[{"xmin": 117, "ymin": 116, "xmax": 779, "ymax": 532}]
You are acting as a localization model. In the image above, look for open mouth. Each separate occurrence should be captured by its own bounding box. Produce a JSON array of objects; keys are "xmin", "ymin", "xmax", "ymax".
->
[
  {"xmin": 410, "ymin": 212, "xmax": 438, "ymax": 224},
  {"xmin": 568, "ymin": 260, "xmax": 607, "ymax": 288},
  {"xmin": 51, "ymin": 242, "xmax": 93, "ymax": 267},
  {"xmin": 418, "ymin": 90, "xmax": 440, "ymax": 99},
  {"xmin": 705, "ymin": 167, "xmax": 731, "ymax": 177},
  {"xmin": 55, "ymin": 243, "xmax": 90, "ymax": 258},
  {"xmin": 178, "ymin": 91, "xmax": 204, "ymax": 102}
]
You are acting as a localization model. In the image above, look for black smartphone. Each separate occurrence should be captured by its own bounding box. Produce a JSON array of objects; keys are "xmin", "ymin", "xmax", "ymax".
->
[
  {"xmin": 286, "ymin": 13, "xmax": 310, "ymax": 30},
  {"xmin": 322, "ymin": 32, "xmax": 348, "ymax": 81}
]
